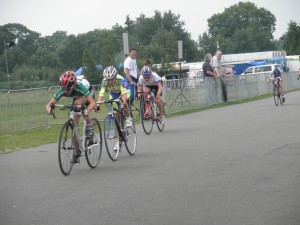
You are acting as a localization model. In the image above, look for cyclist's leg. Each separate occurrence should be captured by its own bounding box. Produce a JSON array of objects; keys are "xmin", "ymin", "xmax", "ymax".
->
[
  {"xmin": 280, "ymin": 79, "xmax": 284, "ymax": 95},
  {"xmin": 109, "ymin": 92, "xmax": 122, "ymax": 151},
  {"xmin": 123, "ymin": 90, "xmax": 131, "ymax": 117},
  {"xmin": 151, "ymin": 86, "xmax": 164, "ymax": 118}
]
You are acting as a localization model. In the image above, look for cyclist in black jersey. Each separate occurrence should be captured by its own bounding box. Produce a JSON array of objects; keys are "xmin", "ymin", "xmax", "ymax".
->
[{"xmin": 269, "ymin": 67, "xmax": 285, "ymax": 102}]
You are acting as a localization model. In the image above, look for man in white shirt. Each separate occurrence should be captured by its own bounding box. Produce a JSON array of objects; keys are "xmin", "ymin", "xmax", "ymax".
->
[
  {"xmin": 124, "ymin": 48, "xmax": 140, "ymax": 102},
  {"xmin": 211, "ymin": 50, "xmax": 228, "ymax": 102}
]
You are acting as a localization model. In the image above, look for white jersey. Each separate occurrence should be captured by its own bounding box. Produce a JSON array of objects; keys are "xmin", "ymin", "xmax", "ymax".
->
[
  {"xmin": 138, "ymin": 72, "xmax": 161, "ymax": 86},
  {"xmin": 124, "ymin": 56, "xmax": 138, "ymax": 79}
]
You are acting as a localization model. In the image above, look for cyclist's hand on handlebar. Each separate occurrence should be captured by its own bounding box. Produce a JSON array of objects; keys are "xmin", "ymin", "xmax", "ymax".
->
[{"xmin": 48, "ymin": 104, "xmax": 55, "ymax": 115}]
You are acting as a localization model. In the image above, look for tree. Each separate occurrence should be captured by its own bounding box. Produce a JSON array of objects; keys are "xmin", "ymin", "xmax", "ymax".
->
[
  {"xmin": 199, "ymin": 1, "xmax": 276, "ymax": 54},
  {"xmin": 57, "ymin": 35, "xmax": 84, "ymax": 70},
  {"xmin": 283, "ymin": 21, "xmax": 300, "ymax": 55}
]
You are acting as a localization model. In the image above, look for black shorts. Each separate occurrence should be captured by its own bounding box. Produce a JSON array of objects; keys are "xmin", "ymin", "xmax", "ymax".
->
[{"xmin": 145, "ymin": 85, "xmax": 161, "ymax": 96}]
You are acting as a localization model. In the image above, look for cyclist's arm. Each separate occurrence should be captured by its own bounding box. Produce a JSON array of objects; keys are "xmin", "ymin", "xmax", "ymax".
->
[
  {"xmin": 137, "ymin": 85, "xmax": 143, "ymax": 99},
  {"xmin": 156, "ymin": 82, "xmax": 163, "ymax": 98},
  {"xmin": 86, "ymin": 95, "xmax": 95, "ymax": 113},
  {"xmin": 96, "ymin": 89, "xmax": 105, "ymax": 109}
]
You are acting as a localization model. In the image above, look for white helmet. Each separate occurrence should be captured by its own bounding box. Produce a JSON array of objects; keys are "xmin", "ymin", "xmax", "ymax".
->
[{"xmin": 103, "ymin": 66, "xmax": 117, "ymax": 79}]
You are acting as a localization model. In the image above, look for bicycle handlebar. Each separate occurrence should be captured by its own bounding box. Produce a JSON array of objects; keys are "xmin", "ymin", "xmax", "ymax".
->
[{"xmin": 96, "ymin": 99, "xmax": 121, "ymax": 104}]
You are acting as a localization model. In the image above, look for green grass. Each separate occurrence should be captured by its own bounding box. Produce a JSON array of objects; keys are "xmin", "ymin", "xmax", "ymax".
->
[{"xmin": 0, "ymin": 92, "xmax": 275, "ymax": 154}]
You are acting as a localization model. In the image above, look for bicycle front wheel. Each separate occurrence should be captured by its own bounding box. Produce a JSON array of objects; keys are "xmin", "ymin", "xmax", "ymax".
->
[
  {"xmin": 140, "ymin": 95, "xmax": 154, "ymax": 135},
  {"xmin": 85, "ymin": 118, "xmax": 102, "ymax": 168},
  {"xmin": 58, "ymin": 119, "xmax": 75, "ymax": 176},
  {"xmin": 273, "ymin": 85, "xmax": 279, "ymax": 106},
  {"xmin": 124, "ymin": 119, "xmax": 137, "ymax": 156},
  {"xmin": 103, "ymin": 114, "xmax": 119, "ymax": 161}
]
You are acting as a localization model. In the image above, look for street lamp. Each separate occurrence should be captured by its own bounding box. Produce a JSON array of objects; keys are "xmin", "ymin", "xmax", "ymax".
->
[
  {"xmin": 3, "ymin": 40, "xmax": 16, "ymax": 91},
  {"xmin": 3, "ymin": 40, "xmax": 10, "ymax": 91}
]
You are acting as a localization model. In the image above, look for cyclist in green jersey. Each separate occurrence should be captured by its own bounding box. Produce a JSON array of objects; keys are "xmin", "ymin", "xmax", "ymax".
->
[{"xmin": 46, "ymin": 71, "xmax": 96, "ymax": 139}]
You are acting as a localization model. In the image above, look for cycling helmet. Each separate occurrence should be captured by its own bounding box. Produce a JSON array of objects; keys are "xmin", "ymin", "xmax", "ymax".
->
[
  {"xmin": 103, "ymin": 66, "xmax": 117, "ymax": 79},
  {"xmin": 60, "ymin": 71, "xmax": 77, "ymax": 92},
  {"xmin": 141, "ymin": 66, "xmax": 152, "ymax": 78}
]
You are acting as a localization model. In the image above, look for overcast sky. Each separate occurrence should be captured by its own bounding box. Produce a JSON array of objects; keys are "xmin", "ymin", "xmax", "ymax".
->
[{"xmin": 0, "ymin": 0, "xmax": 299, "ymax": 41}]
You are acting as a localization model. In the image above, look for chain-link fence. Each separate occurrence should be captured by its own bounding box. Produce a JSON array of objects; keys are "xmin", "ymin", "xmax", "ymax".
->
[
  {"xmin": 1, "ymin": 88, "xmax": 49, "ymax": 132},
  {"xmin": 1, "ymin": 72, "xmax": 299, "ymax": 133},
  {"xmin": 163, "ymin": 71, "xmax": 300, "ymax": 115}
]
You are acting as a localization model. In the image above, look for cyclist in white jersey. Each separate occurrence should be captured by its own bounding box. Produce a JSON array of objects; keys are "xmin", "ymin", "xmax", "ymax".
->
[{"xmin": 137, "ymin": 66, "xmax": 165, "ymax": 124}]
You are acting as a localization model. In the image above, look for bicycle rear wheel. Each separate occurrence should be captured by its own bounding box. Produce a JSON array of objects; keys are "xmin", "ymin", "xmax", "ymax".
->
[
  {"xmin": 58, "ymin": 119, "xmax": 75, "ymax": 176},
  {"xmin": 103, "ymin": 114, "xmax": 119, "ymax": 161},
  {"xmin": 124, "ymin": 119, "xmax": 137, "ymax": 155},
  {"xmin": 85, "ymin": 118, "xmax": 102, "ymax": 168},
  {"xmin": 140, "ymin": 95, "xmax": 154, "ymax": 135}
]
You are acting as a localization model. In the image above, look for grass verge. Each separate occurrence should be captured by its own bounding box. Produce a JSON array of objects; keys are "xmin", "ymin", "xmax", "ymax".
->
[{"xmin": 0, "ymin": 92, "xmax": 276, "ymax": 154}]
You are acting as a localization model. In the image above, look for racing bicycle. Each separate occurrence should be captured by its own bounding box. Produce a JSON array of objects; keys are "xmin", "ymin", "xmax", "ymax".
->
[
  {"xmin": 138, "ymin": 90, "xmax": 165, "ymax": 135},
  {"xmin": 97, "ymin": 99, "xmax": 137, "ymax": 161},
  {"xmin": 53, "ymin": 104, "xmax": 102, "ymax": 175},
  {"xmin": 268, "ymin": 77, "xmax": 283, "ymax": 106}
]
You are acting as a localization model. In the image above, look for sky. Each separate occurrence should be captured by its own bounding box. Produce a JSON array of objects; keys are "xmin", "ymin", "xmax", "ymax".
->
[{"xmin": 0, "ymin": 0, "xmax": 299, "ymax": 41}]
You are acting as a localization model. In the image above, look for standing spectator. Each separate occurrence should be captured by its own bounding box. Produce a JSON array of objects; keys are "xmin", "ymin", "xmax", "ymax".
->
[
  {"xmin": 202, "ymin": 53, "xmax": 217, "ymax": 105},
  {"xmin": 211, "ymin": 50, "xmax": 228, "ymax": 102},
  {"xmin": 124, "ymin": 48, "xmax": 140, "ymax": 103}
]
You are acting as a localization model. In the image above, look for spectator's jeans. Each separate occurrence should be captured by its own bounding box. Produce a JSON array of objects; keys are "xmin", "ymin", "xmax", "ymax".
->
[
  {"xmin": 204, "ymin": 77, "xmax": 217, "ymax": 106},
  {"xmin": 220, "ymin": 78, "xmax": 228, "ymax": 102},
  {"xmin": 125, "ymin": 76, "xmax": 138, "ymax": 102}
]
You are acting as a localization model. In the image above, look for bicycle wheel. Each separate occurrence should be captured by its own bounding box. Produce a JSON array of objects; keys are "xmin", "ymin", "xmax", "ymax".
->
[
  {"xmin": 140, "ymin": 95, "xmax": 154, "ymax": 135},
  {"xmin": 124, "ymin": 118, "xmax": 137, "ymax": 156},
  {"xmin": 103, "ymin": 114, "xmax": 119, "ymax": 161},
  {"xmin": 273, "ymin": 85, "xmax": 279, "ymax": 106},
  {"xmin": 58, "ymin": 119, "xmax": 75, "ymax": 176},
  {"xmin": 85, "ymin": 118, "xmax": 102, "ymax": 168},
  {"xmin": 156, "ymin": 102, "xmax": 165, "ymax": 132}
]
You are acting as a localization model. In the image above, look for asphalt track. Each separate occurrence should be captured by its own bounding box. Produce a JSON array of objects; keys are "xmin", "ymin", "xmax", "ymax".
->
[{"xmin": 1, "ymin": 91, "xmax": 300, "ymax": 225}]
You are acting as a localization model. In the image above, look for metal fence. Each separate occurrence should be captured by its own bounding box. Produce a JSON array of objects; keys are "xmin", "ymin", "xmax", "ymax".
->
[{"xmin": 1, "ymin": 72, "xmax": 299, "ymax": 133}]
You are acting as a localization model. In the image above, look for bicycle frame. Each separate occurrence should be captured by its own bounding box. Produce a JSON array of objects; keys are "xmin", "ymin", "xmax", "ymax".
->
[
  {"xmin": 108, "ymin": 101, "xmax": 126, "ymax": 141},
  {"xmin": 97, "ymin": 99, "xmax": 126, "ymax": 141}
]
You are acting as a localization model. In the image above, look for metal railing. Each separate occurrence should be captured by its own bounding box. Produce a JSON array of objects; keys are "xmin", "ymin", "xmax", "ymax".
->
[{"xmin": 1, "ymin": 72, "xmax": 299, "ymax": 132}]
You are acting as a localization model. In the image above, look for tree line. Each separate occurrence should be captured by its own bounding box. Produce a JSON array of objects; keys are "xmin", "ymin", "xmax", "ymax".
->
[{"xmin": 0, "ymin": 1, "xmax": 299, "ymax": 90}]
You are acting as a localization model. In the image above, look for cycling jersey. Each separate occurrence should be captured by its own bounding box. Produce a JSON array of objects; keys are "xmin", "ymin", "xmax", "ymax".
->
[
  {"xmin": 138, "ymin": 72, "xmax": 162, "ymax": 87},
  {"xmin": 53, "ymin": 82, "xmax": 90, "ymax": 101},
  {"xmin": 99, "ymin": 74, "xmax": 128, "ymax": 98},
  {"xmin": 271, "ymin": 68, "xmax": 282, "ymax": 78}
]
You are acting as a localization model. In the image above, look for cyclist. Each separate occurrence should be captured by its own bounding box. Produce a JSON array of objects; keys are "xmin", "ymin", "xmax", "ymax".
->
[
  {"xmin": 46, "ymin": 71, "xmax": 96, "ymax": 140},
  {"xmin": 269, "ymin": 66, "xmax": 285, "ymax": 102},
  {"xmin": 96, "ymin": 66, "xmax": 132, "ymax": 151},
  {"xmin": 137, "ymin": 66, "xmax": 165, "ymax": 124}
]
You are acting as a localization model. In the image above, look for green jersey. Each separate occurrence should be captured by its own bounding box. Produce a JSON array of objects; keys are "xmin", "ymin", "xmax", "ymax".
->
[{"xmin": 53, "ymin": 82, "xmax": 90, "ymax": 101}]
